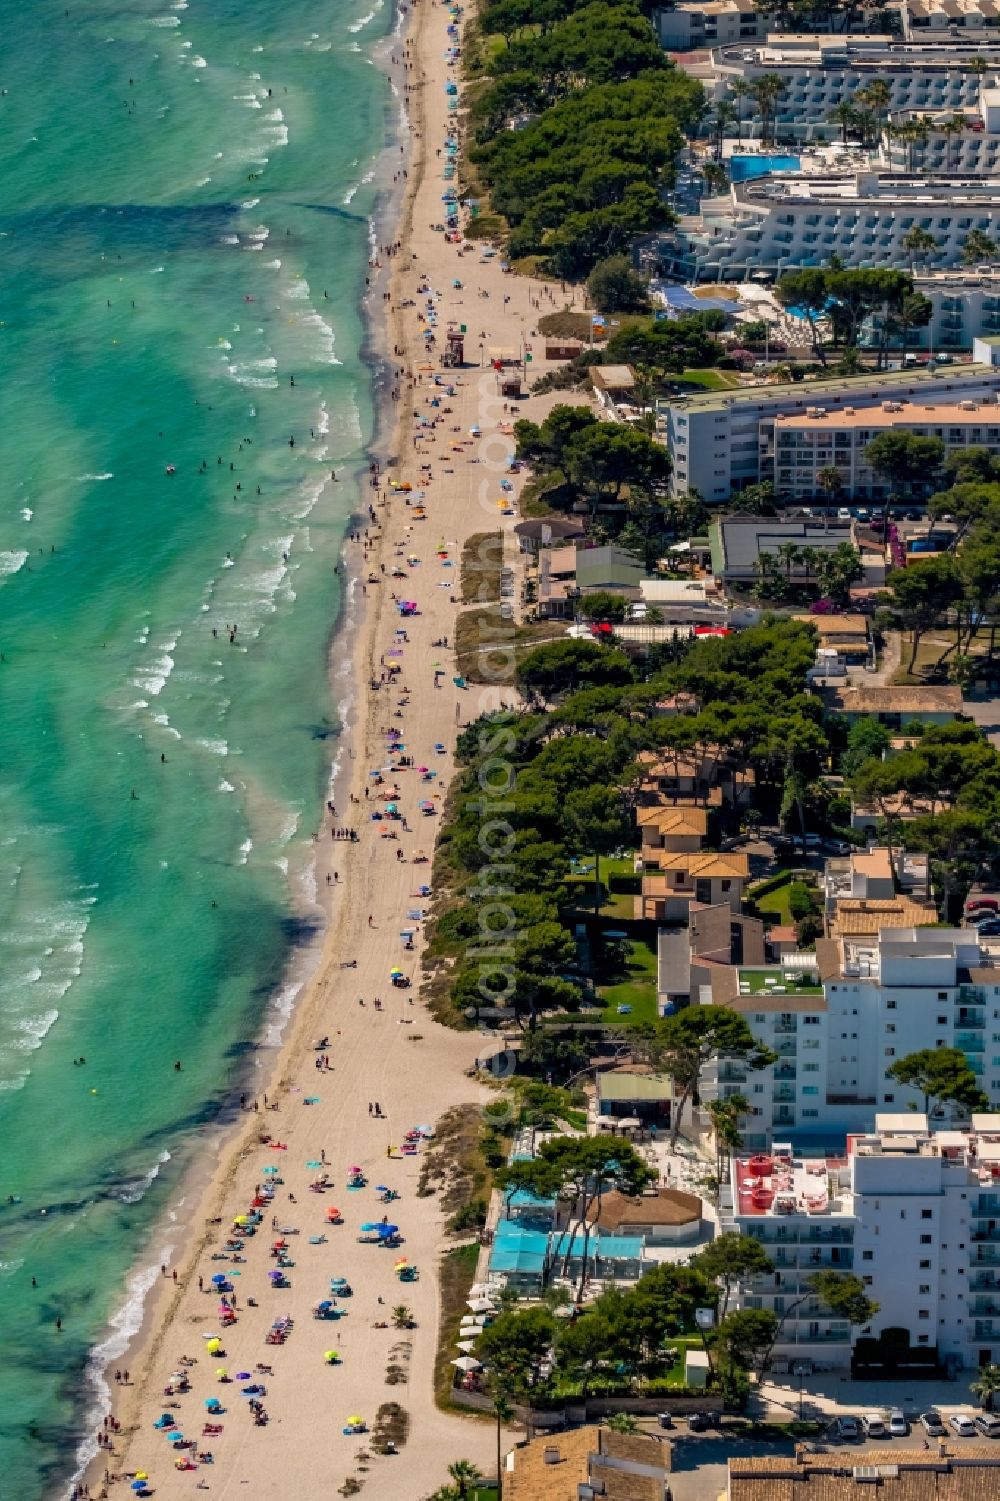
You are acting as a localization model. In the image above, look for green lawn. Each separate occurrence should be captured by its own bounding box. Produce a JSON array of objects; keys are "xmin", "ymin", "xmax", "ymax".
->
[
  {"xmin": 739, "ymin": 968, "xmax": 823, "ymax": 995},
  {"xmin": 565, "ymin": 854, "xmax": 638, "ymax": 920},
  {"xmin": 751, "ymin": 879, "xmax": 796, "ymax": 927},
  {"xmin": 674, "ymin": 368, "xmax": 741, "ymax": 390},
  {"xmin": 598, "ymin": 937, "xmax": 659, "ymax": 1025}
]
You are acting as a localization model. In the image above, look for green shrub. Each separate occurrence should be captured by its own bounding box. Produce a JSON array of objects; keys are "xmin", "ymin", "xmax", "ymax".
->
[{"xmin": 788, "ymin": 880, "xmax": 816, "ymax": 922}]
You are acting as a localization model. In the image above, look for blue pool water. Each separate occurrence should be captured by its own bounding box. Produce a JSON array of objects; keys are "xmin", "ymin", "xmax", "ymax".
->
[{"xmin": 730, "ymin": 153, "xmax": 801, "ymax": 182}]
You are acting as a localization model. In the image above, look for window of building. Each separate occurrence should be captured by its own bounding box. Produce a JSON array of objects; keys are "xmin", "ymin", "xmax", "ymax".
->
[
  {"xmin": 922, "ymin": 1209, "xmax": 933, "ymax": 1219},
  {"xmin": 920, "ymin": 1285, "xmax": 930, "ymax": 1294},
  {"xmin": 920, "ymin": 1259, "xmax": 931, "ymax": 1269},
  {"xmin": 918, "ymin": 1334, "xmax": 929, "ymax": 1345},
  {"xmin": 920, "ymin": 1234, "xmax": 933, "ymax": 1244},
  {"xmin": 862, "ymin": 1250, "xmax": 873, "ymax": 1261},
  {"xmin": 919, "ymin": 1310, "xmax": 929, "ymax": 1319}
]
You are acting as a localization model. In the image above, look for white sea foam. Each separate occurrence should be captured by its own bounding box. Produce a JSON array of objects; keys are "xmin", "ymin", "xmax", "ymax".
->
[
  {"xmin": 0, "ymin": 551, "xmax": 28, "ymax": 579},
  {"xmin": 131, "ymin": 650, "xmax": 174, "ymax": 697},
  {"xmin": 239, "ymin": 837, "xmax": 253, "ymax": 864},
  {"xmin": 349, "ymin": 0, "xmax": 383, "ymax": 31},
  {"xmin": 192, "ymin": 54, "xmax": 206, "ymax": 66},
  {"xmin": 195, "ymin": 737, "xmax": 229, "ymax": 756},
  {"xmin": 116, "ymin": 1149, "xmax": 171, "ymax": 1205},
  {"xmin": 150, "ymin": 14, "xmax": 181, "ymax": 24},
  {"xmin": 219, "ymin": 779, "xmax": 234, "ymax": 793},
  {"xmin": 20, "ymin": 507, "xmax": 32, "ymax": 522},
  {"xmin": 265, "ymin": 107, "xmax": 283, "ymax": 122},
  {"xmin": 73, "ymin": 1239, "xmax": 175, "ymax": 1492},
  {"xmin": 220, "ymin": 234, "xmax": 240, "ymax": 245},
  {"xmin": 79, "ymin": 472, "xmax": 114, "ymax": 482},
  {"xmin": 264, "ymin": 980, "xmax": 302, "ymax": 1046},
  {"xmin": 242, "ymin": 197, "xmax": 260, "ymax": 209}
]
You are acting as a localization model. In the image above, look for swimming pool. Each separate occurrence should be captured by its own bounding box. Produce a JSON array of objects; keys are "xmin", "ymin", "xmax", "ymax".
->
[{"xmin": 730, "ymin": 153, "xmax": 801, "ymax": 182}]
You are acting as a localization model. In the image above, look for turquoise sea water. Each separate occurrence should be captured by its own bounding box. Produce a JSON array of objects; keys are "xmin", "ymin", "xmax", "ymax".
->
[{"xmin": 0, "ymin": 0, "xmax": 393, "ymax": 1491}]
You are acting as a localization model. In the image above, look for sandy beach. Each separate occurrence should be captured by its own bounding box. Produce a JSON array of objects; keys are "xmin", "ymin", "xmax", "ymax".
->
[{"xmin": 73, "ymin": 2, "xmax": 586, "ymax": 1498}]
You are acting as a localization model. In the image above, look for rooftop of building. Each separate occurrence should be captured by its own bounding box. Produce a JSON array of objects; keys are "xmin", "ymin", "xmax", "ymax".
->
[
  {"xmin": 775, "ymin": 395, "xmax": 1000, "ymax": 430},
  {"xmin": 597, "ymin": 1067, "xmax": 674, "ymax": 1103},
  {"xmin": 643, "ymin": 851, "xmax": 750, "ymax": 880},
  {"xmin": 674, "ymin": 0, "xmax": 758, "ymax": 12},
  {"xmin": 728, "ymin": 1450, "xmax": 1000, "ymax": 1501},
  {"xmin": 821, "ymin": 684, "xmax": 965, "ymax": 714},
  {"xmin": 735, "ymin": 172, "xmax": 1000, "ymax": 208},
  {"xmin": 830, "ymin": 897, "xmax": 940, "ymax": 938},
  {"xmin": 737, "ymin": 966, "xmax": 824, "ymax": 995},
  {"xmin": 663, "ymin": 363, "xmax": 998, "ymax": 415},
  {"xmin": 507, "ymin": 1427, "xmax": 671, "ymax": 1501},
  {"xmin": 591, "ymin": 364, "xmax": 636, "ymax": 391},
  {"xmin": 637, "ymin": 804, "xmax": 709, "ymax": 836},
  {"xmin": 714, "ymin": 33, "xmax": 1000, "ymax": 65},
  {"xmin": 792, "ymin": 613, "xmax": 870, "ymax": 636},
  {"xmin": 585, "ymin": 1186, "xmax": 704, "ymax": 1230},
  {"xmin": 732, "ymin": 1147, "xmax": 850, "ymax": 1218}
]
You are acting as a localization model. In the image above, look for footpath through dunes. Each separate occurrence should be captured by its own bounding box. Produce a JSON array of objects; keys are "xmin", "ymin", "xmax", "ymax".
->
[{"xmin": 86, "ymin": 0, "xmax": 595, "ymax": 1496}]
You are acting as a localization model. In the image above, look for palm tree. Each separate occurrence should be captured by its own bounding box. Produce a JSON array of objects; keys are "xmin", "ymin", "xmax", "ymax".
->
[
  {"xmin": 940, "ymin": 114, "xmax": 967, "ymax": 172},
  {"xmin": 776, "ymin": 540, "xmax": 802, "ymax": 581},
  {"xmin": 751, "ymin": 72, "xmax": 787, "ymax": 146},
  {"xmin": 963, "ymin": 228, "xmax": 997, "ymax": 266},
  {"xmin": 857, "ymin": 80, "xmax": 890, "ymax": 145},
  {"xmin": 827, "ymin": 101, "xmax": 859, "ymax": 145},
  {"xmin": 901, "ymin": 225, "xmax": 938, "ymax": 276},
  {"xmin": 817, "ymin": 466, "xmax": 843, "ymax": 505},
  {"xmin": 730, "ymin": 79, "xmax": 753, "ymax": 142},
  {"xmin": 714, "ymin": 99, "xmax": 737, "ymax": 159},
  {"xmin": 392, "ymin": 1303, "xmax": 413, "ymax": 1328},
  {"xmin": 972, "ymin": 1363, "xmax": 1000, "ymax": 1412},
  {"xmin": 448, "ymin": 1459, "xmax": 484, "ymax": 1499},
  {"xmin": 708, "ymin": 1093, "xmax": 748, "ymax": 1183},
  {"xmin": 494, "ymin": 1391, "xmax": 514, "ymax": 1499}
]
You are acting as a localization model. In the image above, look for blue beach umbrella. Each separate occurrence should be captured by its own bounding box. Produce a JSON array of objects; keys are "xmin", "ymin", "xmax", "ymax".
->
[
  {"xmin": 211, "ymin": 1273, "xmax": 227, "ymax": 1285},
  {"xmin": 131, "ymin": 1483, "xmax": 147, "ymax": 1493},
  {"xmin": 377, "ymin": 1224, "xmax": 399, "ymax": 1237},
  {"xmin": 263, "ymin": 1166, "xmax": 280, "ymax": 1175},
  {"xmin": 360, "ymin": 1222, "xmax": 379, "ymax": 1232}
]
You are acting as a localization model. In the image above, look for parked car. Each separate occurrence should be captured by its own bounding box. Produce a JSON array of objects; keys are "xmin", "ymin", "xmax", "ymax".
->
[
  {"xmin": 974, "ymin": 921, "xmax": 1000, "ymax": 937},
  {"xmin": 888, "ymin": 1410, "xmax": 909, "ymax": 1437},
  {"xmin": 824, "ymin": 839, "xmax": 852, "ymax": 856},
  {"xmin": 967, "ymin": 898, "xmax": 1000, "ymax": 914},
  {"xmin": 862, "ymin": 1413, "xmax": 887, "ymax": 1438},
  {"xmin": 950, "ymin": 1413, "xmax": 977, "ymax": 1436},
  {"xmin": 975, "ymin": 1413, "xmax": 1000, "ymax": 1438},
  {"xmin": 920, "ymin": 1411, "xmax": 946, "ymax": 1437},
  {"xmin": 686, "ymin": 1412, "xmax": 716, "ymax": 1432},
  {"xmin": 836, "ymin": 1415, "xmax": 860, "ymax": 1440}
]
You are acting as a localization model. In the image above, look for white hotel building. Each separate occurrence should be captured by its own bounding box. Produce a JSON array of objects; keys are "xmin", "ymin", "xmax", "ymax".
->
[
  {"xmin": 711, "ymin": 36, "xmax": 1000, "ymax": 142},
  {"xmin": 700, "ymin": 924, "xmax": 1000, "ymax": 1143},
  {"xmin": 722, "ymin": 1117, "xmax": 1000, "ymax": 1372},
  {"xmin": 666, "ymin": 173, "xmax": 1000, "ymax": 284}
]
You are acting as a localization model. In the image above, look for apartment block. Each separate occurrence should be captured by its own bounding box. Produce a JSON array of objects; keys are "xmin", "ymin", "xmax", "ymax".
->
[
  {"xmin": 769, "ymin": 392, "xmax": 1000, "ymax": 501},
  {"xmin": 666, "ymin": 173, "xmax": 1000, "ymax": 284},
  {"xmin": 662, "ymin": 363, "xmax": 1000, "ymax": 501},
  {"xmin": 654, "ymin": 0, "xmax": 764, "ymax": 50},
  {"xmin": 903, "ymin": 0, "xmax": 1000, "ymax": 38},
  {"xmin": 700, "ymin": 926, "xmax": 1000, "ymax": 1141},
  {"xmin": 723, "ymin": 1115, "xmax": 1000, "ymax": 1370}
]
